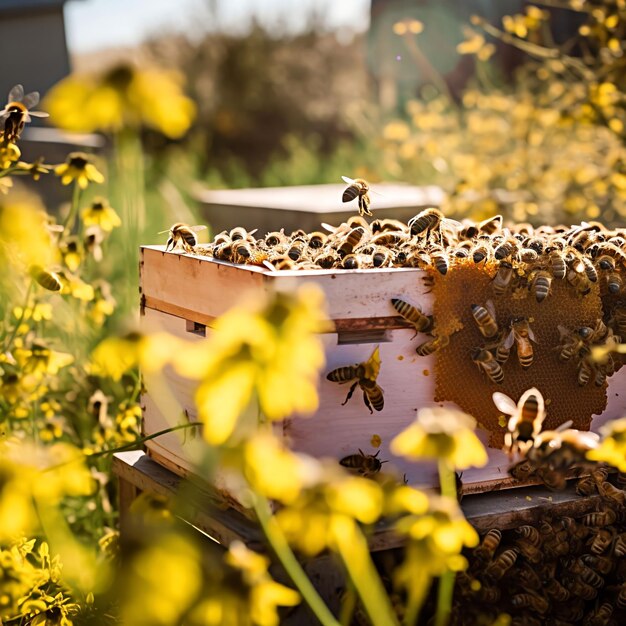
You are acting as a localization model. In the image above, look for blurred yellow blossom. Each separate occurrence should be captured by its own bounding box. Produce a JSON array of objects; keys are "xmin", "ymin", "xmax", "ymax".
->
[
  {"xmin": 0, "ymin": 140, "xmax": 20, "ymax": 168},
  {"xmin": 174, "ymin": 286, "xmax": 327, "ymax": 445},
  {"xmin": 54, "ymin": 152, "xmax": 104, "ymax": 189},
  {"xmin": 45, "ymin": 63, "xmax": 196, "ymax": 138},
  {"xmin": 81, "ymin": 197, "xmax": 121, "ymax": 232},
  {"xmin": 587, "ymin": 417, "xmax": 626, "ymax": 471},
  {"xmin": 391, "ymin": 407, "xmax": 487, "ymax": 470}
]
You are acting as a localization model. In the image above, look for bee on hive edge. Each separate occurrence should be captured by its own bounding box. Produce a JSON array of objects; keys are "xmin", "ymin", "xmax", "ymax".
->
[
  {"xmin": 159, "ymin": 222, "xmax": 207, "ymax": 252},
  {"xmin": 326, "ymin": 346, "xmax": 384, "ymax": 413},
  {"xmin": 416, "ymin": 334, "xmax": 449, "ymax": 356},
  {"xmin": 493, "ymin": 387, "xmax": 545, "ymax": 458},
  {"xmin": 390, "ymin": 298, "xmax": 433, "ymax": 337},
  {"xmin": 530, "ymin": 268, "xmax": 553, "ymax": 302},
  {"xmin": 557, "ymin": 324, "xmax": 592, "ymax": 362},
  {"xmin": 341, "ymin": 176, "xmax": 372, "ymax": 217},
  {"xmin": 504, "ymin": 318, "xmax": 536, "ymax": 369},
  {"xmin": 0, "ymin": 84, "xmax": 49, "ymax": 143},
  {"xmin": 492, "ymin": 260, "xmax": 514, "ymax": 296},
  {"xmin": 339, "ymin": 449, "xmax": 387, "ymax": 477}
]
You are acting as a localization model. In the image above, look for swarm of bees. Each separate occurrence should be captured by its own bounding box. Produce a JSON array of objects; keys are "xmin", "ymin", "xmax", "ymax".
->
[
  {"xmin": 162, "ymin": 197, "xmax": 626, "ymax": 445},
  {"xmin": 451, "ymin": 469, "xmax": 626, "ymax": 626}
]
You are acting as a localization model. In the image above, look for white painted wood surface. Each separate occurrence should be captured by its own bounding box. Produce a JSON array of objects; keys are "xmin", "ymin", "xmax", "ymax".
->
[{"xmin": 140, "ymin": 247, "xmax": 626, "ymax": 506}]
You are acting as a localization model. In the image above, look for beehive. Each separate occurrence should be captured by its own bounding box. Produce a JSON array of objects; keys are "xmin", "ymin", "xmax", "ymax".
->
[{"xmin": 140, "ymin": 244, "xmax": 626, "ymax": 509}]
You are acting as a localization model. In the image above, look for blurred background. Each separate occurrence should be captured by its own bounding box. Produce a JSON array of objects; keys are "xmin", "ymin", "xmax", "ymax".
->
[{"xmin": 2, "ymin": 0, "xmax": 625, "ymax": 231}]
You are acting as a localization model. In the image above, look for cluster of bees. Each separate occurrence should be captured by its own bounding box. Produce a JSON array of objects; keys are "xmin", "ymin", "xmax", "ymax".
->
[{"xmin": 453, "ymin": 472, "xmax": 626, "ymax": 626}]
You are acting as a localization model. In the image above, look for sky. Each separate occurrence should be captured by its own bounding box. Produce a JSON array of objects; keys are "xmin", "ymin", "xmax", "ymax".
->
[{"xmin": 64, "ymin": 0, "xmax": 371, "ymax": 54}]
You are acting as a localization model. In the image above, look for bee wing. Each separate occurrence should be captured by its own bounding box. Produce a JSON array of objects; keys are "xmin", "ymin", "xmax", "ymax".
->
[
  {"xmin": 28, "ymin": 110, "xmax": 49, "ymax": 118},
  {"xmin": 527, "ymin": 324, "xmax": 537, "ymax": 343},
  {"xmin": 503, "ymin": 328, "xmax": 516, "ymax": 350},
  {"xmin": 492, "ymin": 391, "xmax": 517, "ymax": 416},
  {"xmin": 262, "ymin": 260, "xmax": 277, "ymax": 271},
  {"xmin": 321, "ymin": 222, "xmax": 338, "ymax": 233},
  {"xmin": 486, "ymin": 299, "xmax": 496, "ymax": 320},
  {"xmin": 189, "ymin": 225, "xmax": 208, "ymax": 233},
  {"xmin": 578, "ymin": 432, "xmax": 600, "ymax": 448},
  {"xmin": 557, "ymin": 324, "xmax": 570, "ymax": 339},
  {"xmin": 8, "ymin": 84, "xmax": 23, "ymax": 103},
  {"xmin": 554, "ymin": 420, "xmax": 574, "ymax": 432},
  {"xmin": 364, "ymin": 346, "xmax": 381, "ymax": 379},
  {"xmin": 22, "ymin": 91, "xmax": 40, "ymax": 109},
  {"xmin": 341, "ymin": 175, "xmax": 357, "ymax": 185},
  {"xmin": 157, "ymin": 229, "xmax": 172, "ymax": 234}
]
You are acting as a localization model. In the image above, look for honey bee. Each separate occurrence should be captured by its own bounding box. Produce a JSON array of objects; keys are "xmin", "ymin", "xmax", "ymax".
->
[
  {"xmin": 371, "ymin": 246, "xmax": 393, "ymax": 267},
  {"xmin": 557, "ymin": 325, "xmax": 592, "ymax": 362},
  {"xmin": 548, "ymin": 249, "xmax": 567, "ymax": 279},
  {"xmin": 307, "ymin": 232, "xmax": 327, "ymax": 249},
  {"xmin": 370, "ymin": 218, "xmax": 406, "ymax": 233},
  {"xmin": 287, "ymin": 239, "xmax": 308, "ymax": 261},
  {"xmin": 504, "ymin": 318, "xmax": 536, "ymax": 369},
  {"xmin": 326, "ymin": 346, "xmax": 384, "ymax": 413},
  {"xmin": 477, "ymin": 214, "xmax": 503, "ymax": 235},
  {"xmin": 511, "ymin": 592, "xmax": 549, "ymax": 615},
  {"xmin": 515, "ymin": 525, "xmax": 540, "ymax": 546},
  {"xmin": 408, "ymin": 207, "xmax": 444, "ymax": 238},
  {"xmin": 492, "ymin": 261, "xmax": 514, "ymax": 296},
  {"xmin": 337, "ymin": 227, "xmax": 366, "ymax": 257},
  {"xmin": 29, "ymin": 265, "xmax": 62, "ymax": 291},
  {"xmin": 590, "ymin": 528, "xmax": 613, "ymax": 555},
  {"xmin": 390, "ymin": 298, "xmax": 433, "ymax": 336},
  {"xmin": 493, "ymin": 387, "xmax": 545, "ymax": 457},
  {"xmin": 341, "ymin": 254, "xmax": 371, "ymax": 269},
  {"xmin": 613, "ymin": 532, "xmax": 626, "ymax": 557},
  {"xmin": 0, "ymin": 84, "xmax": 49, "ymax": 142},
  {"xmin": 83, "ymin": 226, "xmax": 104, "ymax": 262},
  {"xmin": 612, "ymin": 303, "xmax": 626, "ymax": 337},
  {"xmin": 471, "ymin": 243, "xmax": 490, "ymax": 264},
  {"xmin": 601, "ymin": 268, "xmax": 622, "ymax": 296},
  {"xmin": 578, "ymin": 357, "xmax": 594, "ymax": 386},
  {"xmin": 341, "ymin": 176, "xmax": 372, "ymax": 217},
  {"xmin": 576, "ymin": 475, "xmax": 598, "ymax": 496},
  {"xmin": 580, "ymin": 554, "xmax": 613, "ymax": 575},
  {"xmin": 473, "ymin": 529, "xmax": 502, "ymax": 560},
  {"xmin": 471, "ymin": 300, "xmax": 498, "ymax": 338},
  {"xmin": 314, "ymin": 251, "xmax": 339, "ymax": 269},
  {"xmin": 229, "ymin": 226, "xmax": 258, "ymax": 242},
  {"xmin": 415, "ymin": 334, "xmax": 449, "ymax": 356},
  {"xmin": 264, "ymin": 230, "xmax": 288, "ymax": 247},
  {"xmin": 567, "ymin": 264, "xmax": 592, "ymax": 296},
  {"xmin": 566, "ymin": 579, "xmax": 597, "ymax": 601},
  {"xmin": 518, "ymin": 248, "xmax": 539, "ymax": 263},
  {"xmin": 597, "ymin": 253, "xmax": 616, "ymax": 271},
  {"xmin": 371, "ymin": 231, "xmax": 409, "ymax": 247},
  {"xmin": 471, "ymin": 348, "xmax": 504, "ymax": 384},
  {"xmin": 584, "ymin": 603, "xmax": 613, "ymax": 626},
  {"xmin": 531, "ymin": 269, "xmax": 553, "ymax": 302},
  {"xmin": 429, "ymin": 249, "xmax": 448, "ymax": 275},
  {"xmin": 233, "ymin": 241, "xmax": 268, "ymax": 266},
  {"xmin": 339, "ymin": 449, "xmax": 387, "ymax": 477},
  {"xmin": 493, "ymin": 235, "xmax": 519, "ymax": 260},
  {"xmin": 599, "ymin": 481, "xmax": 626, "ymax": 506},
  {"xmin": 160, "ymin": 223, "xmax": 207, "ymax": 252},
  {"xmin": 485, "ymin": 548, "xmax": 518, "ymax": 581},
  {"xmin": 582, "ymin": 508, "xmax": 617, "ymax": 527},
  {"xmin": 544, "ymin": 578, "xmax": 570, "ymax": 602}
]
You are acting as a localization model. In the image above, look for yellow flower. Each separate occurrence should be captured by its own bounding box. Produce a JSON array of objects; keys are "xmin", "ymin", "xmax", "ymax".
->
[
  {"xmin": 17, "ymin": 158, "xmax": 51, "ymax": 180},
  {"xmin": 0, "ymin": 140, "xmax": 20, "ymax": 168},
  {"xmin": 81, "ymin": 197, "xmax": 121, "ymax": 231},
  {"xmin": 45, "ymin": 62, "xmax": 196, "ymax": 138},
  {"xmin": 14, "ymin": 341, "xmax": 74, "ymax": 376},
  {"xmin": 391, "ymin": 407, "xmax": 488, "ymax": 470},
  {"xmin": 176, "ymin": 286, "xmax": 327, "ymax": 445},
  {"xmin": 54, "ymin": 152, "xmax": 104, "ymax": 189},
  {"xmin": 587, "ymin": 417, "xmax": 626, "ymax": 471}
]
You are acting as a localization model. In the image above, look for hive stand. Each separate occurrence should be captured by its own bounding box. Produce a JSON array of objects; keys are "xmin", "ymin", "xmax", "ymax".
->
[{"xmin": 113, "ymin": 450, "xmax": 603, "ymax": 624}]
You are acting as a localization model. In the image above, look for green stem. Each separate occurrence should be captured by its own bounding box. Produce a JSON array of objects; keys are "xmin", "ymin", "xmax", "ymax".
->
[
  {"xmin": 251, "ymin": 493, "xmax": 341, "ymax": 626},
  {"xmin": 44, "ymin": 422, "xmax": 202, "ymax": 471},
  {"xmin": 0, "ymin": 164, "xmax": 19, "ymax": 178},
  {"xmin": 404, "ymin": 571, "xmax": 430, "ymax": 626},
  {"xmin": 63, "ymin": 181, "xmax": 82, "ymax": 233},
  {"xmin": 435, "ymin": 460, "xmax": 457, "ymax": 626},
  {"xmin": 339, "ymin": 578, "xmax": 357, "ymax": 626},
  {"xmin": 4, "ymin": 280, "xmax": 34, "ymax": 352}
]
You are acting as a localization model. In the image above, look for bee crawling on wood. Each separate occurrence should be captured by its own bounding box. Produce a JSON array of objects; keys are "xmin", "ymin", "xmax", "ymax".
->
[
  {"xmin": 341, "ymin": 176, "xmax": 372, "ymax": 217},
  {"xmin": 339, "ymin": 449, "xmax": 387, "ymax": 477},
  {"xmin": 326, "ymin": 346, "xmax": 384, "ymax": 413},
  {"xmin": 159, "ymin": 222, "xmax": 207, "ymax": 252}
]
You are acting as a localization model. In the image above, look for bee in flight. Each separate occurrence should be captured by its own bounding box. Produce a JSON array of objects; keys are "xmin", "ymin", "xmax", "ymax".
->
[
  {"xmin": 339, "ymin": 449, "xmax": 387, "ymax": 477},
  {"xmin": 0, "ymin": 84, "xmax": 49, "ymax": 142},
  {"xmin": 326, "ymin": 346, "xmax": 384, "ymax": 413},
  {"xmin": 341, "ymin": 176, "xmax": 372, "ymax": 217},
  {"xmin": 493, "ymin": 387, "xmax": 546, "ymax": 458},
  {"xmin": 159, "ymin": 222, "xmax": 207, "ymax": 252}
]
